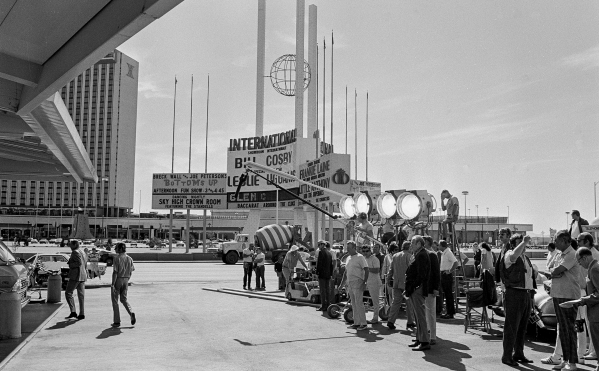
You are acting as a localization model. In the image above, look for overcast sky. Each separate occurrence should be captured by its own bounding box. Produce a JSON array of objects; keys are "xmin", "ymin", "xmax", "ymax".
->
[{"xmin": 119, "ymin": 0, "xmax": 599, "ymax": 234}]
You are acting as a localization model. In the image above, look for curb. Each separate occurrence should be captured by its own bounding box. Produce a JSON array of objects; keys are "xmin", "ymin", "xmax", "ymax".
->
[{"xmin": 0, "ymin": 302, "xmax": 65, "ymax": 370}]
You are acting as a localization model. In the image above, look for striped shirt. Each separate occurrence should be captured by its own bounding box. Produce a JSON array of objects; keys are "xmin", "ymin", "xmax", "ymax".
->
[{"xmin": 113, "ymin": 253, "xmax": 135, "ymax": 278}]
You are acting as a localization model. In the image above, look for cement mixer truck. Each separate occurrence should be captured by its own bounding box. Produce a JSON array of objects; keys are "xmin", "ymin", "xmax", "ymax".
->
[{"xmin": 218, "ymin": 224, "xmax": 303, "ymax": 265}]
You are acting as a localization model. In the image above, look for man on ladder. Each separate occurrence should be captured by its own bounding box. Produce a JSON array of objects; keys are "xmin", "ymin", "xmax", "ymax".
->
[{"xmin": 440, "ymin": 190, "xmax": 459, "ymax": 244}]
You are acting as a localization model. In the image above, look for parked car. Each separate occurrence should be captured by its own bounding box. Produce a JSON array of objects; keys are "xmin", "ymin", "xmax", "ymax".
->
[
  {"xmin": 38, "ymin": 239, "xmax": 49, "ymax": 245},
  {"xmin": 96, "ymin": 248, "xmax": 117, "ymax": 266},
  {"xmin": 0, "ymin": 240, "xmax": 30, "ymax": 307},
  {"xmin": 24, "ymin": 253, "xmax": 107, "ymax": 285}
]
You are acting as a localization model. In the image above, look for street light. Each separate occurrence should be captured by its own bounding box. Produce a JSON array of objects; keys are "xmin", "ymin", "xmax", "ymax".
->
[
  {"xmin": 462, "ymin": 191, "xmax": 469, "ymax": 245},
  {"xmin": 594, "ymin": 181, "xmax": 599, "ymax": 217},
  {"xmin": 475, "ymin": 205, "xmax": 478, "ymax": 219},
  {"xmin": 507, "ymin": 206, "xmax": 510, "ymax": 224}
]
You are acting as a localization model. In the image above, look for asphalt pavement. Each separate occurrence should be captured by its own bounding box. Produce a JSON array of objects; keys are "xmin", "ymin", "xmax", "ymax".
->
[{"xmin": 0, "ymin": 262, "xmax": 593, "ymax": 371}]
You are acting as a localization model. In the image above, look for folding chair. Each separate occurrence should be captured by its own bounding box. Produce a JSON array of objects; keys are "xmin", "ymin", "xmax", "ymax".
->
[{"xmin": 463, "ymin": 270, "xmax": 495, "ymax": 333}]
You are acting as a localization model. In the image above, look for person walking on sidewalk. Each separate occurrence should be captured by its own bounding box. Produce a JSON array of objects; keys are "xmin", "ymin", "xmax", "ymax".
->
[
  {"xmin": 65, "ymin": 240, "xmax": 88, "ymax": 320},
  {"xmin": 111, "ymin": 242, "xmax": 136, "ymax": 328}
]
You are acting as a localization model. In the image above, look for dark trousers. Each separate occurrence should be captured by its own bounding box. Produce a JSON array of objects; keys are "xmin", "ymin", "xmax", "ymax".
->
[
  {"xmin": 255, "ymin": 265, "xmax": 265, "ymax": 288},
  {"xmin": 554, "ymin": 297, "xmax": 578, "ymax": 363},
  {"xmin": 590, "ymin": 320, "xmax": 599, "ymax": 361},
  {"xmin": 318, "ymin": 277, "xmax": 331, "ymax": 308},
  {"xmin": 412, "ymin": 287, "xmax": 430, "ymax": 343},
  {"xmin": 65, "ymin": 280, "xmax": 85, "ymax": 316},
  {"xmin": 502, "ymin": 288, "xmax": 531, "ymax": 360},
  {"xmin": 111, "ymin": 277, "xmax": 133, "ymax": 323},
  {"xmin": 441, "ymin": 273, "xmax": 455, "ymax": 315},
  {"xmin": 243, "ymin": 262, "xmax": 253, "ymax": 288}
]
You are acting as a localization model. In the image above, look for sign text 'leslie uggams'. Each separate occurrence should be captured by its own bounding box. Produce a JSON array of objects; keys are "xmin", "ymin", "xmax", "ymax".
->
[{"xmin": 152, "ymin": 173, "xmax": 227, "ymax": 210}]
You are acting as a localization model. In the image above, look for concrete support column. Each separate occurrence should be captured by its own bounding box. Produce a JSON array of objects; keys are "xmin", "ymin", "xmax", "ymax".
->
[
  {"xmin": 0, "ymin": 292, "xmax": 21, "ymax": 339},
  {"xmin": 255, "ymin": 0, "xmax": 266, "ymax": 136}
]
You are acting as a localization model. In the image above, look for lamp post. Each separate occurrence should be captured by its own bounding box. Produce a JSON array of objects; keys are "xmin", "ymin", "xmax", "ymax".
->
[
  {"xmin": 507, "ymin": 206, "xmax": 510, "ymax": 224},
  {"xmin": 566, "ymin": 211, "xmax": 570, "ymax": 229},
  {"xmin": 595, "ymin": 181, "xmax": 599, "ymax": 217},
  {"xmin": 475, "ymin": 205, "xmax": 478, "ymax": 220},
  {"xmin": 462, "ymin": 191, "xmax": 469, "ymax": 246}
]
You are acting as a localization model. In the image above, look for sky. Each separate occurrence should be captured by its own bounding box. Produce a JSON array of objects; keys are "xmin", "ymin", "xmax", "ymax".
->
[{"xmin": 118, "ymin": 0, "xmax": 599, "ymax": 235}]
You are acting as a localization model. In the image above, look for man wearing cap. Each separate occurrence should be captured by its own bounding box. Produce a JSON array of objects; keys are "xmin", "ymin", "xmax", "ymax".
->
[
  {"xmin": 339, "ymin": 241, "xmax": 369, "ymax": 330},
  {"xmin": 282, "ymin": 245, "xmax": 308, "ymax": 297},
  {"xmin": 111, "ymin": 242, "xmax": 136, "ymax": 327},
  {"xmin": 316, "ymin": 240, "xmax": 334, "ymax": 311},
  {"xmin": 569, "ymin": 210, "xmax": 589, "ymax": 240}
]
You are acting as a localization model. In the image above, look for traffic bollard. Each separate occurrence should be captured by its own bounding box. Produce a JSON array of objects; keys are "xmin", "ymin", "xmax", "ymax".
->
[
  {"xmin": 47, "ymin": 274, "xmax": 62, "ymax": 304},
  {"xmin": 0, "ymin": 292, "xmax": 21, "ymax": 339}
]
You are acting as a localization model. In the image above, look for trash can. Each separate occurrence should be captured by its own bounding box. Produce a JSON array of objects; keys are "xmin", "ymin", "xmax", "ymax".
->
[
  {"xmin": 0, "ymin": 292, "xmax": 21, "ymax": 339},
  {"xmin": 47, "ymin": 274, "xmax": 62, "ymax": 304}
]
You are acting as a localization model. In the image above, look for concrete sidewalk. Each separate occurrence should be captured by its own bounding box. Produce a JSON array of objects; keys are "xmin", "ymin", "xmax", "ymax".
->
[{"xmin": 1, "ymin": 281, "xmax": 590, "ymax": 371}]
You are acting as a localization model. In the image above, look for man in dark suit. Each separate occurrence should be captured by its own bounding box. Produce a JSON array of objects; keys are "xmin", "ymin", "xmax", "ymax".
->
[
  {"xmin": 65, "ymin": 240, "xmax": 88, "ymax": 320},
  {"xmin": 315, "ymin": 240, "xmax": 334, "ymax": 311},
  {"xmin": 423, "ymin": 236, "xmax": 440, "ymax": 345},
  {"xmin": 405, "ymin": 235, "xmax": 431, "ymax": 351},
  {"xmin": 563, "ymin": 247, "xmax": 599, "ymax": 371}
]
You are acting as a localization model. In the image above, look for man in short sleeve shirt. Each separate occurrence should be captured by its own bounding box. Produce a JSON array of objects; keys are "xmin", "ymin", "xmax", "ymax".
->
[{"xmin": 339, "ymin": 241, "xmax": 369, "ymax": 330}]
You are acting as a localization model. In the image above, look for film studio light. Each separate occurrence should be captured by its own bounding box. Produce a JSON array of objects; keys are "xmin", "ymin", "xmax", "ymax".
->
[
  {"xmin": 339, "ymin": 192, "xmax": 373, "ymax": 219},
  {"xmin": 375, "ymin": 190, "xmax": 436, "ymax": 221}
]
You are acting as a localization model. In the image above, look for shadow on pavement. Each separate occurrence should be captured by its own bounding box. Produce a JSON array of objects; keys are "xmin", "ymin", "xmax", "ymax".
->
[
  {"xmin": 422, "ymin": 337, "xmax": 472, "ymax": 371},
  {"xmin": 96, "ymin": 327, "xmax": 134, "ymax": 339},
  {"xmin": 233, "ymin": 335, "xmax": 354, "ymax": 346},
  {"xmin": 46, "ymin": 319, "xmax": 81, "ymax": 330},
  {"xmin": 352, "ymin": 329, "xmax": 385, "ymax": 342}
]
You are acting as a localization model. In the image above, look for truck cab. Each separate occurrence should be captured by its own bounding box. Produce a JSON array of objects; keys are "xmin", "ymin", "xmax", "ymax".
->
[
  {"xmin": 0, "ymin": 240, "xmax": 30, "ymax": 307},
  {"xmin": 217, "ymin": 234, "xmax": 250, "ymax": 265}
]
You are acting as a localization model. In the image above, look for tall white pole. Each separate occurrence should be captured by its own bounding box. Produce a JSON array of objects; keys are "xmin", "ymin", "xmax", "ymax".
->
[
  {"xmin": 307, "ymin": 5, "xmax": 318, "ymax": 143},
  {"xmin": 354, "ymin": 89, "xmax": 357, "ymax": 179},
  {"xmin": 203, "ymin": 74, "xmax": 210, "ymax": 253},
  {"xmin": 138, "ymin": 190, "xmax": 141, "ymax": 240},
  {"xmin": 345, "ymin": 86, "xmax": 347, "ymax": 154},
  {"xmin": 256, "ymin": 0, "xmax": 266, "ymax": 137},
  {"xmin": 366, "ymin": 91, "xmax": 368, "ymax": 181},
  {"xmin": 186, "ymin": 75, "xmax": 193, "ymax": 254},
  {"xmin": 330, "ymin": 31, "xmax": 334, "ymax": 151},
  {"xmin": 294, "ymin": 0, "xmax": 305, "ymax": 138},
  {"xmin": 322, "ymin": 37, "xmax": 326, "ymax": 152},
  {"xmin": 169, "ymin": 76, "xmax": 177, "ymax": 252}
]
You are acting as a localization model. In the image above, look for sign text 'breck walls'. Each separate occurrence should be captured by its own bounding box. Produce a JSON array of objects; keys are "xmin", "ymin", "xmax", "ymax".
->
[{"xmin": 151, "ymin": 173, "xmax": 227, "ymax": 210}]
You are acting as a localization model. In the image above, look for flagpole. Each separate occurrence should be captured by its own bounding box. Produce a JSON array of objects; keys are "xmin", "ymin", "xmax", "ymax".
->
[
  {"xmin": 345, "ymin": 85, "xmax": 347, "ymax": 154},
  {"xmin": 316, "ymin": 43, "xmax": 319, "ymax": 158},
  {"xmin": 186, "ymin": 75, "xmax": 193, "ymax": 254},
  {"xmin": 202, "ymin": 74, "xmax": 210, "ymax": 253},
  {"xmin": 322, "ymin": 37, "xmax": 326, "ymax": 156},
  {"xmin": 330, "ymin": 30, "xmax": 334, "ymax": 152},
  {"xmin": 354, "ymin": 89, "xmax": 357, "ymax": 179},
  {"xmin": 366, "ymin": 91, "xmax": 369, "ymax": 182},
  {"xmin": 169, "ymin": 76, "xmax": 177, "ymax": 253}
]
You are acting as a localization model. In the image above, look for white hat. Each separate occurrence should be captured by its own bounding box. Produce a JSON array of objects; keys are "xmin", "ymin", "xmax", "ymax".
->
[{"xmin": 290, "ymin": 245, "xmax": 299, "ymax": 251}]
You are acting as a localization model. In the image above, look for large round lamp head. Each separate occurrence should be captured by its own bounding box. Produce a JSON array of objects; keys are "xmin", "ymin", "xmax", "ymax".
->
[
  {"xmin": 339, "ymin": 196, "xmax": 356, "ymax": 219},
  {"xmin": 353, "ymin": 193, "xmax": 371, "ymax": 215},
  {"xmin": 396, "ymin": 192, "xmax": 422, "ymax": 220},
  {"xmin": 376, "ymin": 192, "xmax": 397, "ymax": 219}
]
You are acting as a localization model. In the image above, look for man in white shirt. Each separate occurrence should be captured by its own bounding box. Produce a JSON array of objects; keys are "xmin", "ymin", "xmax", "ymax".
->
[
  {"xmin": 339, "ymin": 241, "xmax": 369, "ymax": 331},
  {"xmin": 362, "ymin": 245, "xmax": 381, "ymax": 324},
  {"xmin": 254, "ymin": 247, "xmax": 265, "ymax": 290},
  {"xmin": 577, "ymin": 233, "xmax": 598, "ymax": 361},
  {"xmin": 439, "ymin": 240, "xmax": 458, "ymax": 319}
]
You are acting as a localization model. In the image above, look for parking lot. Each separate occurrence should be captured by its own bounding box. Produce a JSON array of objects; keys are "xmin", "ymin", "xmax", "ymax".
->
[{"xmin": 0, "ymin": 261, "xmax": 586, "ymax": 371}]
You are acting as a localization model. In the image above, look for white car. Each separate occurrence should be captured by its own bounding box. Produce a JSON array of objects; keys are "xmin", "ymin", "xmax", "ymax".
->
[{"xmin": 25, "ymin": 253, "xmax": 107, "ymax": 285}]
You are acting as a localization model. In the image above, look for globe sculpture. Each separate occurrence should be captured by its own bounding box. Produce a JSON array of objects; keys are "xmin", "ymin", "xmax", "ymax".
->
[{"xmin": 270, "ymin": 54, "xmax": 311, "ymax": 96}]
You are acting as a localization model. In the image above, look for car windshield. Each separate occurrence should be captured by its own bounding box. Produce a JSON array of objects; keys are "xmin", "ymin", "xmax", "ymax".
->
[{"xmin": 0, "ymin": 240, "xmax": 16, "ymax": 264}]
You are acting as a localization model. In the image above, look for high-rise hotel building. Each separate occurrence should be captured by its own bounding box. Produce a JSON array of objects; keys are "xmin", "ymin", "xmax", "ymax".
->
[{"xmin": 0, "ymin": 50, "xmax": 138, "ymax": 218}]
